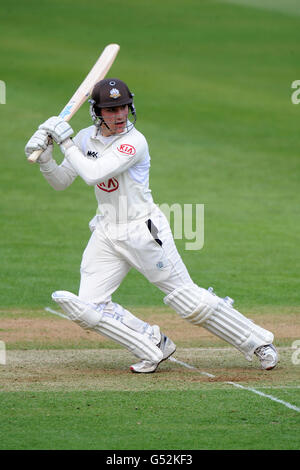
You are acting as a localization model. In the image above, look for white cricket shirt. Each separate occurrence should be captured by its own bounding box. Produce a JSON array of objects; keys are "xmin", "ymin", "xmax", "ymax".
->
[{"xmin": 40, "ymin": 124, "xmax": 156, "ymax": 224}]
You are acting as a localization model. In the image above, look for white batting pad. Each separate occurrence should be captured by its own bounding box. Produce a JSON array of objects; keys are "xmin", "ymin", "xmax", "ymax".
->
[
  {"xmin": 164, "ymin": 284, "xmax": 274, "ymax": 361},
  {"xmin": 164, "ymin": 284, "xmax": 219, "ymax": 324},
  {"xmin": 203, "ymin": 299, "xmax": 274, "ymax": 361},
  {"xmin": 52, "ymin": 291, "xmax": 163, "ymax": 362},
  {"xmin": 52, "ymin": 291, "xmax": 102, "ymax": 328}
]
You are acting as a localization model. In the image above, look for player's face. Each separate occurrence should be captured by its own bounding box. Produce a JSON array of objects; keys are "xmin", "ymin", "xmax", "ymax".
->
[{"xmin": 101, "ymin": 105, "xmax": 129, "ymax": 136}]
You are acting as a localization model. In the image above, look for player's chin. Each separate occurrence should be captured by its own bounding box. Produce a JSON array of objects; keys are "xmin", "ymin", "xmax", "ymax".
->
[{"xmin": 115, "ymin": 123, "xmax": 126, "ymax": 134}]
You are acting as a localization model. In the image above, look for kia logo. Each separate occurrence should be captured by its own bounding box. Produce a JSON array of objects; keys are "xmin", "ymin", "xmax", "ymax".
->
[
  {"xmin": 96, "ymin": 178, "xmax": 119, "ymax": 192},
  {"xmin": 117, "ymin": 144, "xmax": 136, "ymax": 156}
]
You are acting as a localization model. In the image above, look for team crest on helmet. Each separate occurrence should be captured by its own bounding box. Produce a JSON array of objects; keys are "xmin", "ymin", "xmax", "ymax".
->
[{"xmin": 109, "ymin": 88, "xmax": 121, "ymax": 99}]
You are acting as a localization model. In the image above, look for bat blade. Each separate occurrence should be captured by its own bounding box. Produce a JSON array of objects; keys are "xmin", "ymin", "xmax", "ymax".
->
[{"xmin": 28, "ymin": 43, "xmax": 120, "ymax": 163}]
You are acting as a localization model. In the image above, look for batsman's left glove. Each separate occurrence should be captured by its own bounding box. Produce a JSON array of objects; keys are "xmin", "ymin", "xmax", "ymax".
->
[{"xmin": 39, "ymin": 116, "xmax": 74, "ymax": 144}]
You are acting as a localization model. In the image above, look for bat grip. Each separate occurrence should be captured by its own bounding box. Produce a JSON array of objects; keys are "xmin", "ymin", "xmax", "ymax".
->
[
  {"xmin": 27, "ymin": 149, "xmax": 43, "ymax": 163},
  {"xmin": 27, "ymin": 135, "xmax": 53, "ymax": 163}
]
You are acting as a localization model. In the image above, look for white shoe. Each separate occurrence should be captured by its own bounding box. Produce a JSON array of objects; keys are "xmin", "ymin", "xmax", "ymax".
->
[
  {"xmin": 254, "ymin": 344, "xmax": 278, "ymax": 370},
  {"xmin": 130, "ymin": 334, "xmax": 176, "ymax": 373}
]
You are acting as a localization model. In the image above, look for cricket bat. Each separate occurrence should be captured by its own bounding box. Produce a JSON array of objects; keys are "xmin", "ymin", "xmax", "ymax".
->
[{"xmin": 27, "ymin": 43, "xmax": 120, "ymax": 163}]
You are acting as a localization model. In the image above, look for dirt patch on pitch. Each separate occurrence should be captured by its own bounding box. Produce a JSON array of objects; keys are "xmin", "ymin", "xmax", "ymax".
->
[
  {"xmin": 0, "ymin": 317, "xmax": 106, "ymax": 348},
  {"xmin": 0, "ymin": 306, "xmax": 299, "ymax": 392},
  {"xmin": 0, "ymin": 307, "xmax": 299, "ymax": 349},
  {"xmin": 0, "ymin": 347, "xmax": 297, "ymax": 392}
]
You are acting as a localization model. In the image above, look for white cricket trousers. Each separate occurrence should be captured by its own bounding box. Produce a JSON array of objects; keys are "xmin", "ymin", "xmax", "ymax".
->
[{"xmin": 79, "ymin": 205, "xmax": 193, "ymax": 304}]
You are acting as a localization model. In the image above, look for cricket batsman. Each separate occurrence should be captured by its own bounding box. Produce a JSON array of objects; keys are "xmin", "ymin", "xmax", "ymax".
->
[{"xmin": 25, "ymin": 78, "xmax": 278, "ymax": 372}]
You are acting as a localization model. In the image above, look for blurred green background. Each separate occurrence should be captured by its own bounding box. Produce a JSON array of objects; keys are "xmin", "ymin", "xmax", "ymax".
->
[{"xmin": 1, "ymin": 0, "xmax": 300, "ymax": 308}]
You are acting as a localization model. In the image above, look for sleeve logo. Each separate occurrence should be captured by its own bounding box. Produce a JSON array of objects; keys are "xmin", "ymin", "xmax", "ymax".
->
[{"xmin": 117, "ymin": 143, "xmax": 136, "ymax": 156}]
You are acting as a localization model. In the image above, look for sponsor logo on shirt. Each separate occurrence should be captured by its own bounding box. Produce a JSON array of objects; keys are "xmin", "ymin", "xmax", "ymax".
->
[
  {"xmin": 117, "ymin": 144, "xmax": 136, "ymax": 156},
  {"xmin": 97, "ymin": 178, "xmax": 119, "ymax": 192},
  {"xmin": 87, "ymin": 150, "xmax": 99, "ymax": 159}
]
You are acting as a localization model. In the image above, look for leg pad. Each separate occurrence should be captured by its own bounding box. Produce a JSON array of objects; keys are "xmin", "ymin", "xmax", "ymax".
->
[
  {"xmin": 164, "ymin": 284, "xmax": 274, "ymax": 360},
  {"xmin": 52, "ymin": 291, "xmax": 163, "ymax": 363}
]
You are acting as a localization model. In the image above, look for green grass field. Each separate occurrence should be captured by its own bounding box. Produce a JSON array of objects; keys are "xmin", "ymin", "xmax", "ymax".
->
[{"xmin": 0, "ymin": 0, "xmax": 300, "ymax": 452}]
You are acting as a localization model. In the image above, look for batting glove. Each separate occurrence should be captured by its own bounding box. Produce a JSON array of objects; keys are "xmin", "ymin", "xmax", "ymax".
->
[
  {"xmin": 25, "ymin": 129, "xmax": 53, "ymax": 163},
  {"xmin": 39, "ymin": 116, "xmax": 74, "ymax": 144}
]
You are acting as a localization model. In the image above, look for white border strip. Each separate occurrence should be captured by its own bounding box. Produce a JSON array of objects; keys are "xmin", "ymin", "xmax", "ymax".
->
[{"xmin": 169, "ymin": 357, "xmax": 300, "ymax": 413}]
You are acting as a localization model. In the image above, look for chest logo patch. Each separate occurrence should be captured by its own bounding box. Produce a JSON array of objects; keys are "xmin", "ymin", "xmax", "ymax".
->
[
  {"xmin": 97, "ymin": 177, "xmax": 119, "ymax": 192},
  {"xmin": 87, "ymin": 150, "xmax": 99, "ymax": 159},
  {"xmin": 117, "ymin": 144, "xmax": 136, "ymax": 156}
]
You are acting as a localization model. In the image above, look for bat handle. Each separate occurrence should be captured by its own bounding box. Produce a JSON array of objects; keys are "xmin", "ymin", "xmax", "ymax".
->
[
  {"xmin": 27, "ymin": 135, "xmax": 53, "ymax": 163},
  {"xmin": 27, "ymin": 149, "xmax": 43, "ymax": 164}
]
